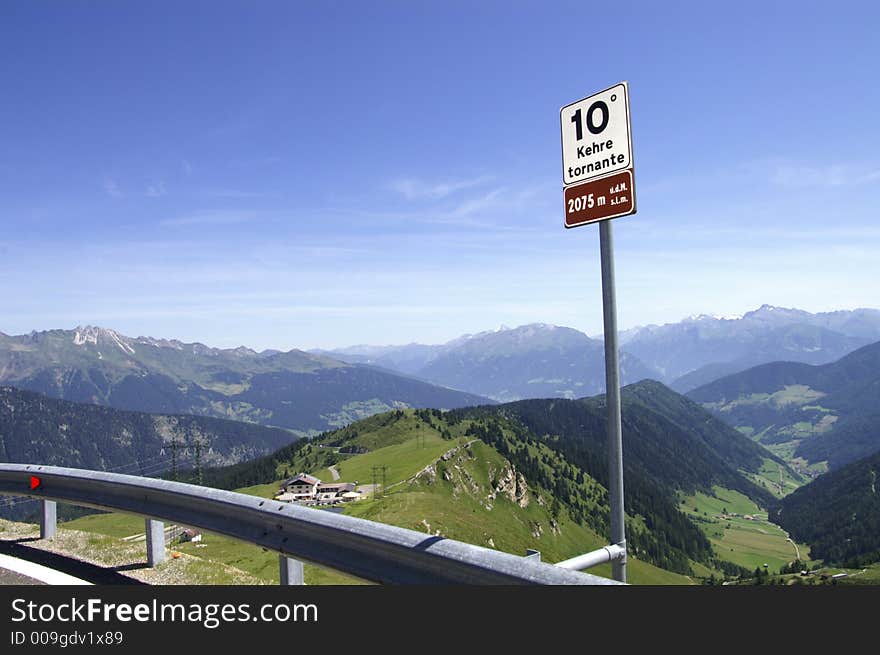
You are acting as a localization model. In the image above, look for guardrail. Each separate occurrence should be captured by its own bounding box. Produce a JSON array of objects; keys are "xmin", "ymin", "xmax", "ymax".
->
[{"xmin": 0, "ymin": 464, "xmax": 620, "ymax": 585}]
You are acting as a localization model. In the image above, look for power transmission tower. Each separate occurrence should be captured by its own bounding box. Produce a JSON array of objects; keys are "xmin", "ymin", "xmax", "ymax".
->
[
  {"xmin": 372, "ymin": 465, "xmax": 388, "ymax": 499},
  {"xmin": 194, "ymin": 437, "xmax": 206, "ymax": 486},
  {"xmin": 170, "ymin": 437, "xmax": 180, "ymax": 481}
]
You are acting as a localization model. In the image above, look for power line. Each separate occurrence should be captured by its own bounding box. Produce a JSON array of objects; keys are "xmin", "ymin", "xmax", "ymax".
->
[
  {"xmin": 0, "ymin": 453, "xmax": 177, "ymax": 512},
  {"xmin": 371, "ymin": 465, "xmax": 388, "ymax": 499}
]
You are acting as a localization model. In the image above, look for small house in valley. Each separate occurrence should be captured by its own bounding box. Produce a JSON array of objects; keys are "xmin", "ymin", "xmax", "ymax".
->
[
  {"xmin": 276, "ymin": 473, "xmax": 362, "ymax": 506},
  {"xmin": 316, "ymin": 481, "xmax": 356, "ymax": 500},
  {"xmin": 280, "ymin": 473, "xmax": 321, "ymax": 501}
]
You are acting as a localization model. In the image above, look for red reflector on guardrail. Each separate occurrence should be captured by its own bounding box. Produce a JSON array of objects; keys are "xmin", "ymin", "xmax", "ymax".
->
[{"xmin": 30, "ymin": 476, "xmax": 41, "ymax": 490}]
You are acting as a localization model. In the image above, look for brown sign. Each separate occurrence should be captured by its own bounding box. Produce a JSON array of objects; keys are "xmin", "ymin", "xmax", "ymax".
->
[{"xmin": 564, "ymin": 169, "xmax": 636, "ymax": 228}]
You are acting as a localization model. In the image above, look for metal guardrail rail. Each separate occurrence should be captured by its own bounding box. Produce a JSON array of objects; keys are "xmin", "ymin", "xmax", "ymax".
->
[{"xmin": 0, "ymin": 464, "xmax": 620, "ymax": 585}]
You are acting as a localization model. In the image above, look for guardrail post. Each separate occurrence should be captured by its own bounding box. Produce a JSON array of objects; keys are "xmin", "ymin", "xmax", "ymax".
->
[
  {"xmin": 145, "ymin": 518, "xmax": 166, "ymax": 566},
  {"xmin": 280, "ymin": 555, "xmax": 304, "ymax": 585},
  {"xmin": 40, "ymin": 500, "xmax": 56, "ymax": 539}
]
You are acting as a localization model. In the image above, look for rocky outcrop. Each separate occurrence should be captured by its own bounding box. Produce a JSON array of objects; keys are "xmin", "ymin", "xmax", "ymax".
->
[
  {"xmin": 441, "ymin": 440, "xmax": 476, "ymax": 462},
  {"xmin": 488, "ymin": 462, "xmax": 530, "ymax": 508},
  {"xmin": 454, "ymin": 464, "xmax": 480, "ymax": 494},
  {"xmin": 419, "ymin": 519, "xmax": 442, "ymax": 537},
  {"xmin": 416, "ymin": 464, "xmax": 437, "ymax": 484}
]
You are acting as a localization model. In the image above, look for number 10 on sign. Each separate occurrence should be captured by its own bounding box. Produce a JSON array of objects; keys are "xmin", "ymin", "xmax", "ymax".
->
[{"xmin": 560, "ymin": 82, "xmax": 633, "ymax": 188}]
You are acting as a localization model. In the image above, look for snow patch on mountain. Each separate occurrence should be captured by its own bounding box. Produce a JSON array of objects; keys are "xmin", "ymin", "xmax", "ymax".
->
[
  {"xmin": 108, "ymin": 330, "xmax": 136, "ymax": 355},
  {"xmin": 685, "ymin": 313, "xmax": 744, "ymax": 322},
  {"xmin": 72, "ymin": 328, "xmax": 98, "ymax": 346},
  {"xmin": 73, "ymin": 326, "xmax": 135, "ymax": 355}
]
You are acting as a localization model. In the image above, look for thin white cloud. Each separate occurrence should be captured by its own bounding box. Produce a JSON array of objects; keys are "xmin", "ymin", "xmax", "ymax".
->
[
  {"xmin": 391, "ymin": 175, "xmax": 494, "ymax": 200},
  {"xmin": 103, "ymin": 176, "xmax": 123, "ymax": 198},
  {"xmin": 227, "ymin": 156, "xmax": 282, "ymax": 168},
  {"xmin": 182, "ymin": 159, "xmax": 193, "ymax": 176},
  {"xmin": 620, "ymin": 221, "xmax": 880, "ymax": 244},
  {"xmin": 159, "ymin": 210, "xmax": 257, "ymax": 227},
  {"xmin": 447, "ymin": 187, "xmax": 506, "ymax": 217},
  {"xmin": 198, "ymin": 188, "xmax": 265, "ymax": 199},
  {"xmin": 146, "ymin": 181, "xmax": 167, "ymax": 197},
  {"xmin": 770, "ymin": 162, "xmax": 880, "ymax": 188}
]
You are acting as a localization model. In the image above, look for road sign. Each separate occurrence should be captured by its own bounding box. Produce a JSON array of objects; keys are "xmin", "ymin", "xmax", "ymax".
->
[
  {"xmin": 557, "ymin": 81, "xmax": 635, "ymax": 582},
  {"xmin": 560, "ymin": 82, "xmax": 632, "ymax": 186},
  {"xmin": 564, "ymin": 169, "xmax": 635, "ymax": 228}
]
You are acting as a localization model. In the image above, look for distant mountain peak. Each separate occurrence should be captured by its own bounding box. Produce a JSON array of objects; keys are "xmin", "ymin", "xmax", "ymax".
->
[
  {"xmin": 134, "ymin": 335, "xmax": 186, "ymax": 350},
  {"xmin": 507, "ymin": 322, "xmax": 563, "ymax": 334},
  {"xmin": 72, "ymin": 325, "xmax": 99, "ymax": 346},
  {"xmin": 742, "ymin": 304, "xmax": 807, "ymax": 318},
  {"xmin": 72, "ymin": 325, "xmax": 135, "ymax": 355},
  {"xmin": 684, "ymin": 313, "xmax": 743, "ymax": 322}
]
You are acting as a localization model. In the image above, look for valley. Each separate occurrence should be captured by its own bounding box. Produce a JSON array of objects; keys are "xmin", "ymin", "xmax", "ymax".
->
[
  {"xmin": 148, "ymin": 386, "xmax": 817, "ymax": 584},
  {"xmin": 688, "ymin": 340, "xmax": 880, "ymax": 474},
  {"xmin": 2, "ymin": 308, "xmax": 879, "ymax": 585}
]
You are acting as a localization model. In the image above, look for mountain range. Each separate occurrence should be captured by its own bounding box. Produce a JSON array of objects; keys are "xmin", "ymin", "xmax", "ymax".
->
[
  {"xmin": 0, "ymin": 326, "xmax": 489, "ymax": 435},
  {"xmin": 324, "ymin": 324, "xmax": 657, "ymax": 402},
  {"xmin": 318, "ymin": 306, "xmax": 880, "ymax": 400},
  {"xmin": 4, "ymin": 306, "xmax": 876, "ymax": 427}
]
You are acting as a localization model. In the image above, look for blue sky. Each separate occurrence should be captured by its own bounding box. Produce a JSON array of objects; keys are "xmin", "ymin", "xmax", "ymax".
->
[{"xmin": 2, "ymin": 1, "xmax": 879, "ymax": 350}]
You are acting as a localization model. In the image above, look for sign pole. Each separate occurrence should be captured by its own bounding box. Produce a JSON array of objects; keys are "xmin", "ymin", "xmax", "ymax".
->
[
  {"xmin": 599, "ymin": 219, "xmax": 626, "ymax": 583},
  {"xmin": 560, "ymin": 81, "xmax": 633, "ymax": 583}
]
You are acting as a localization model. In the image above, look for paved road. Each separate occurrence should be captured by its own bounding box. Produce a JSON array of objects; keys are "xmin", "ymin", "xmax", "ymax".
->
[
  {"xmin": 0, "ymin": 553, "xmax": 90, "ymax": 585},
  {"xmin": 328, "ymin": 465, "xmax": 340, "ymax": 481},
  {"xmin": 0, "ymin": 541, "xmax": 142, "ymax": 585},
  {"xmin": 0, "ymin": 568, "xmax": 43, "ymax": 585}
]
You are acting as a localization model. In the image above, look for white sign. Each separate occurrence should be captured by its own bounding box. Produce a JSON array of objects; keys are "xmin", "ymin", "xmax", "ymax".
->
[{"xmin": 560, "ymin": 82, "xmax": 632, "ymax": 186}]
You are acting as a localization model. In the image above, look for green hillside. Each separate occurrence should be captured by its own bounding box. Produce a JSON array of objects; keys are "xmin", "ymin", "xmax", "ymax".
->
[
  {"xmin": 196, "ymin": 386, "xmax": 803, "ymax": 582},
  {"xmin": 678, "ymin": 486, "xmax": 810, "ymax": 572},
  {"xmin": 688, "ymin": 340, "xmax": 880, "ymax": 472},
  {"xmin": 0, "ymin": 385, "xmax": 298, "ymax": 523},
  {"xmin": 772, "ymin": 449, "xmax": 880, "ymax": 566},
  {"xmin": 60, "ymin": 410, "xmax": 690, "ymax": 585},
  {"xmin": 61, "ymin": 511, "xmax": 361, "ymax": 585},
  {"xmin": 198, "ymin": 406, "xmax": 713, "ymax": 576},
  {"xmin": 47, "ymin": 387, "xmax": 807, "ymax": 585}
]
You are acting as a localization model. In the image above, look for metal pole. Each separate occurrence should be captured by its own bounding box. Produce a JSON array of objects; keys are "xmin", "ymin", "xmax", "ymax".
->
[
  {"xmin": 279, "ymin": 555, "xmax": 305, "ymax": 585},
  {"xmin": 556, "ymin": 544, "xmax": 626, "ymax": 571},
  {"xmin": 599, "ymin": 219, "xmax": 626, "ymax": 583},
  {"xmin": 145, "ymin": 518, "xmax": 166, "ymax": 567},
  {"xmin": 40, "ymin": 500, "xmax": 56, "ymax": 539}
]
